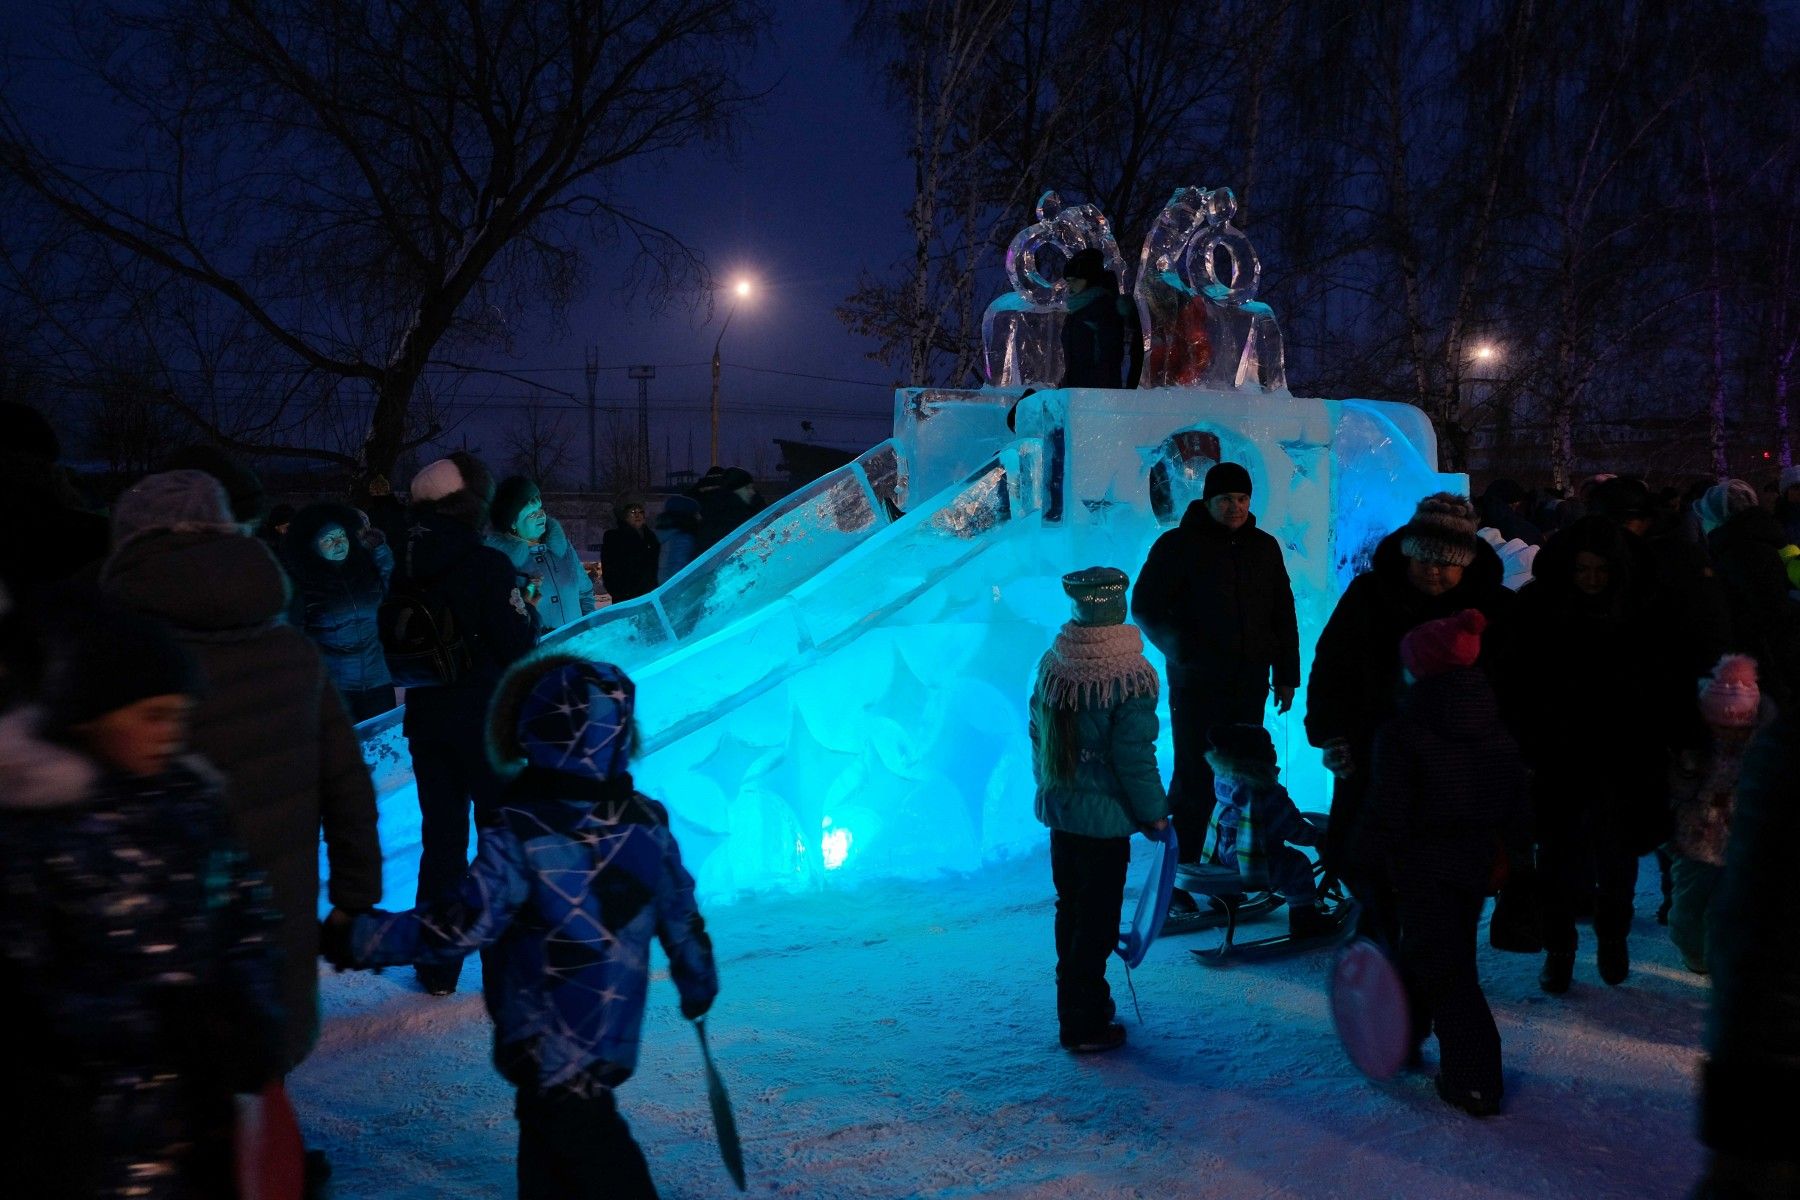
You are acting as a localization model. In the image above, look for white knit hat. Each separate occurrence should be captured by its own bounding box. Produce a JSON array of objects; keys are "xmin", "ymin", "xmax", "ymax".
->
[{"xmin": 410, "ymin": 458, "xmax": 466, "ymax": 503}]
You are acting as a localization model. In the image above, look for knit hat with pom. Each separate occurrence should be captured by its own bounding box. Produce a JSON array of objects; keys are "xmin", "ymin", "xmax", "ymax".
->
[
  {"xmin": 1400, "ymin": 608, "xmax": 1487, "ymax": 679},
  {"xmin": 1399, "ymin": 493, "xmax": 1479, "ymax": 567},
  {"xmin": 1698, "ymin": 654, "xmax": 1760, "ymax": 728}
]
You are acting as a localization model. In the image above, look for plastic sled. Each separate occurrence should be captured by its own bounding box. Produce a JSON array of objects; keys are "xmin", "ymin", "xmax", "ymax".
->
[
  {"xmin": 1117, "ymin": 824, "xmax": 1179, "ymax": 969},
  {"xmin": 1330, "ymin": 938, "xmax": 1413, "ymax": 1081}
]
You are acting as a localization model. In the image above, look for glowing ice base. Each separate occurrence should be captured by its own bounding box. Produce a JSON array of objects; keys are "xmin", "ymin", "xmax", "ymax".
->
[{"xmin": 347, "ymin": 386, "xmax": 1460, "ymax": 908}]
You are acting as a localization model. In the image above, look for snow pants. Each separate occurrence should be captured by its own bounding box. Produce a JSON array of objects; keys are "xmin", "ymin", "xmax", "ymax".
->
[
  {"xmin": 1669, "ymin": 856, "xmax": 1724, "ymax": 972},
  {"xmin": 1538, "ymin": 803, "xmax": 1639, "ymax": 956},
  {"xmin": 1050, "ymin": 830, "xmax": 1129, "ymax": 1039},
  {"xmin": 1397, "ymin": 879, "xmax": 1502, "ymax": 1098},
  {"xmin": 409, "ymin": 712, "xmax": 505, "ymax": 992},
  {"xmin": 1168, "ymin": 676, "xmax": 1268, "ymax": 861},
  {"xmin": 515, "ymin": 1086, "xmax": 657, "ymax": 1200}
]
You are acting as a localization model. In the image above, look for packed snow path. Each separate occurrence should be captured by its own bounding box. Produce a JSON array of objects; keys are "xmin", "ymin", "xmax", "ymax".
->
[{"xmin": 295, "ymin": 848, "xmax": 1703, "ymax": 1198}]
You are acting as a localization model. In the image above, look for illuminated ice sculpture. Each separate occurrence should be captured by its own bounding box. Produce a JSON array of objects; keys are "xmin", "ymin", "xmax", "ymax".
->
[
  {"xmin": 981, "ymin": 191, "xmax": 1127, "ymax": 388},
  {"xmin": 346, "ymin": 203, "xmax": 1461, "ymax": 909},
  {"xmin": 1136, "ymin": 185, "xmax": 1286, "ymax": 392}
]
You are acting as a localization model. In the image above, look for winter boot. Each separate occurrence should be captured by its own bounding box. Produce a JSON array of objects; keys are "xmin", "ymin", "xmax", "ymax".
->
[
  {"xmin": 1539, "ymin": 951, "xmax": 1575, "ymax": 995},
  {"xmin": 1288, "ymin": 903, "xmax": 1333, "ymax": 941},
  {"xmin": 1597, "ymin": 937, "xmax": 1630, "ymax": 986},
  {"xmin": 1060, "ymin": 1022, "xmax": 1127, "ymax": 1054},
  {"xmin": 1436, "ymin": 1074, "xmax": 1502, "ymax": 1118}
]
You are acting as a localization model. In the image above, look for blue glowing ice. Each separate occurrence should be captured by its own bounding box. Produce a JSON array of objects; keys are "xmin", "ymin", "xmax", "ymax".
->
[{"xmin": 348, "ymin": 380, "xmax": 1460, "ymax": 908}]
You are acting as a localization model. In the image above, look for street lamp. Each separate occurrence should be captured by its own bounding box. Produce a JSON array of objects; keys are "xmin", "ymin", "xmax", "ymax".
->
[{"xmin": 710, "ymin": 278, "xmax": 753, "ymax": 466}]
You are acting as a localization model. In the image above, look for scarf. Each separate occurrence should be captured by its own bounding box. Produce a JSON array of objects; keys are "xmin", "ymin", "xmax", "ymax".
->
[{"xmin": 1033, "ymin": 622, "xmax": 1161, "ymax": 711}]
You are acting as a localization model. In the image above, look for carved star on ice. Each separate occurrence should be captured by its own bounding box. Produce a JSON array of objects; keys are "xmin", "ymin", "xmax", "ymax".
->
[
  {"xmin": 1277, "ymin": 436, "xmax": 1328, "ymax": 485},
  {"xmin": 690, "ymin": 729, "xmax": 776, "ymax": 802}
]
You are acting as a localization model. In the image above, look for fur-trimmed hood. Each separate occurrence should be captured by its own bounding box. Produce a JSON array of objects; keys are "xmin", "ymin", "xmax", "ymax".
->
[
  {"xmin": 487, "ymin": 650, "xmax": 636, "ymax": 778},
  {"xmin": 0, "ymin": 707, "xmax": 97, "ymax": 809}
]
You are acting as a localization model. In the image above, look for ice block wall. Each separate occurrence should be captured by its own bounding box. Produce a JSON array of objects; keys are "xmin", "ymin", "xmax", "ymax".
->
[{"xmin": 347, "ymin": 386, "xmax": 1460, "ymax": 906}]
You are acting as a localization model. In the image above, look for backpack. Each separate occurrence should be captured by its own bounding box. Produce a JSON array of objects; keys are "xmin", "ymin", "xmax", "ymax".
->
[{"xmin": 379, "ymin": 542, "xmax": 474, "ymax": 688}]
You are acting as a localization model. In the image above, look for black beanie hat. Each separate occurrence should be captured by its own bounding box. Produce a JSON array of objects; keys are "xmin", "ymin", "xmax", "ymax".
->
[
  {"xmin": 1207, "ymin": 722, "xmax": 1275, "ymax": 765},
  {"xmin": 40, "ymin": 600, "xmax": 201, "ymax": 731},
  {"xmin": 491, "ymin": 476, "xmax": 543, "ymax": 535},
  {"xmin": 1203, "ymin": 461, "xmax": 1253, "ymax": 500}
]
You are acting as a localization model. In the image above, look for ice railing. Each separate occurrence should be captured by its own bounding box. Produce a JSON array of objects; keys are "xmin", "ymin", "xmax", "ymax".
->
[
  {"xmin": 537, "ymin": 439, "xmax": 905, "ymax": 672},
  {"xmin": 625, "ymin": 437, "xmax": 1046, "ymax": 752}
]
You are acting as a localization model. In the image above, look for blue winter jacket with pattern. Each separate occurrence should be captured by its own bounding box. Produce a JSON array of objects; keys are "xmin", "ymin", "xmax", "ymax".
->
[
  {"xmin": 349, "ymin": 767, "xmax": 717, "ymax": 1094},
  {"xmin": 0, "ymin": 709, "xmax": 284, "ymax": 1200}
]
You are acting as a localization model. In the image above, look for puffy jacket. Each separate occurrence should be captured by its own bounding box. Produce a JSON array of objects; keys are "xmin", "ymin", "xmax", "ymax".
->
[
  {"xmin": 349, "ymin": 768, "xmax": 717, "ymax": 1093},
  {"xmin": 1703, "ymin": 710, "xmax": 1800, "ymax": 1162},
  {"xmin": 485, "ymin": 515, "xmax": 596, "ymax": 633},
  {"xmin": 1059, "ymin": 277, "xmax": 1142, "ymax": 389},
  {"xmin": 1030, "ymin": 690, "xmax": 1168, "ymax": 840},
  {"xmin": 0, "ymin": 711, "xmax": 283, "ymax": 1199},
  {"xmin": 1132, "ymin": 504, "xmax": 1300, "ymax": 690},
  {"xmin": 1305, "ymin": 528, "xmax": 1513, "ymax": 753},
  {"xmin": 281, "ymin": 503, "xmax": 393, "ymax": 694},
  {"xmin": 101, "ymin": 528, "xmax": 381, "ymax": 1066},
  {"xmin": 601, "ymin": 523, "xmax": 661, "ymax": 602},
  {"xmin": 1362, "ymin": 669, "xmax": 1531, "ymax": 892},
  {"xmin": 397, "ymin": 507, "xmax": 539, "ymax": 734}
]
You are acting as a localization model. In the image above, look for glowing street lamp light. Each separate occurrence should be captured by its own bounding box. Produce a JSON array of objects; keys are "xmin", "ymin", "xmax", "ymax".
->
[
  {"xmin": 1471, "ymin": 343, "xmax": 1499, "ymax": 365},
  {"xmin": 711, "ymin": 278, "xmax": 754, "ymax": 465}
]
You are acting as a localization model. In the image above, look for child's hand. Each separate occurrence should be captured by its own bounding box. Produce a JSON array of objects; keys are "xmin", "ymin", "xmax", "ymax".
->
[{"xmin": 1148, "ymin": 818, "xmax": 1169, "ymax": 833}]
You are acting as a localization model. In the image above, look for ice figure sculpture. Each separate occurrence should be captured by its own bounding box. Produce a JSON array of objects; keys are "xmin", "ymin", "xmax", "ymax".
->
[
  {"xmin": 347, "ymin": 225, "xmax": 1464, "ymax": 909},
  {"xmin": 981, "ymin": 191, "xmax": 1127, "ymax": 388},
  {"xmin": 1135, "ymin": 186, "xmax": 1286, "ymax": 392}
]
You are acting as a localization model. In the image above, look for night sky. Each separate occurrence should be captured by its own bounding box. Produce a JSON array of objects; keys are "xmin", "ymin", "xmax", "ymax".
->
[{"xmin": 1, "ymin": 2, "xmax": 923, "ymax": 480}]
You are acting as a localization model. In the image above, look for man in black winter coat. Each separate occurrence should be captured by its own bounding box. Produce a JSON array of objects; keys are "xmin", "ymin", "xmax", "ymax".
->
[
  {"xmin": 1698, "ymin": 710, "xmax": 1800, "ymax": 1196},
  {"xmin": 1132, "ymin": 462, "xmax": 1299, "ymax": 860},
  {"xmin": 392, "ymin": 452, "xmax": 539, "ymax": 995}
]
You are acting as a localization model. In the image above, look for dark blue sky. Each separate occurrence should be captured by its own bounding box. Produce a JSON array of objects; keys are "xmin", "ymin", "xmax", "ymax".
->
[
  {"xmin": 486, "ymin": 3, "xmax": 917, "ymax": 477},
  {"xmin": 2, "ymin": 2, "xmax": 920, "ymax": 478}
]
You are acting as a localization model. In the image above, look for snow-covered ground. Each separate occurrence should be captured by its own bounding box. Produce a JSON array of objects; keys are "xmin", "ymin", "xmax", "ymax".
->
[{"xmin": 293, "ymin": 846, "xmax": 1705, "ymax": 1199}]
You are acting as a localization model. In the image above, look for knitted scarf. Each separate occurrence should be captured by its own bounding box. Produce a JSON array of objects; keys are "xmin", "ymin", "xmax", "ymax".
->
[{"xmin": 1033, "ymin": 622, "xmax": 1161, "ymax": 711}]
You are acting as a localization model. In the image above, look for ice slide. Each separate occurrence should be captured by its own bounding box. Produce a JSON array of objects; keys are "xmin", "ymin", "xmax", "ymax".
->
[{"xmin": 347, "ymin": 385, "xmax": 1460, "ymax": 908}]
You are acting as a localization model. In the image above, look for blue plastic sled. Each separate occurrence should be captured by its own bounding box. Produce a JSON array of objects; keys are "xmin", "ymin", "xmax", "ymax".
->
[{"xmin": 1116, "ymin": 824, "xmax": 1179, "ymax": 969}]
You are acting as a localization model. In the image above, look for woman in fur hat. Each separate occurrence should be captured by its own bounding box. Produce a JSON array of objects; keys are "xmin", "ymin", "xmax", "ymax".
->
[
  {"xmin": 1305, "ymin": 492, "xmax": 1513, "ymax": 942},
  {"xmin": 486, "ymin": 476, "xmax": 596, "ymax": 633},
  {"xmin": 1028, "ymin": 566, "xmax": 1169, "ymax": 1054}
]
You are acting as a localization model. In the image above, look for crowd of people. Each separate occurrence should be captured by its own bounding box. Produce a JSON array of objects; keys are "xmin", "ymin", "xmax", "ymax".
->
[
  {"xmin": 1030, "ymin": 458, "xmax": 1800, "ymax": 1191},
  {"xmin": 0, "ymin": 400, "xmax": 744, "ymax": 1199},
  {"xmin": 3, "ymin": 383, "xmax": 1798, "ymax": 1196}
]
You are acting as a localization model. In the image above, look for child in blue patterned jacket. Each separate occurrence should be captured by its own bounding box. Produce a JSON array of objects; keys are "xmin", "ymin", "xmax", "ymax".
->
[{"xmin": 324, "ymin": 652, "xmax": 717, "ymax": 1200}]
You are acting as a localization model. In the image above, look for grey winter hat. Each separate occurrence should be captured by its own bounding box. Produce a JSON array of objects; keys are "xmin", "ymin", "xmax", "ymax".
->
[
  {"xmin": 111, "ymin": 470, "xmax": 240, "ymax": 550},
  {"xmin": 1062, "ymin": 566, "xmax": 1130, "ymax": 626},
  {"xmin": 1399, "ymin": 492, "xmax": 1479, "ymax": 567}
]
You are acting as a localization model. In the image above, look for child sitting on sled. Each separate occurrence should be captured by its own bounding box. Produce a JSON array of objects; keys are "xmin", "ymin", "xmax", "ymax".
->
[
  {"xmin": 323, "ymin": 653, "xmax": 717, "ymax": 1200},
  {"xmin": 1202, "ymin": 722, "xmax": 1329, "ymax": 939}
]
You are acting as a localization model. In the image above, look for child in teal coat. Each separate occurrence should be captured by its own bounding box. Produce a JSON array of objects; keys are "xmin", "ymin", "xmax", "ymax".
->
[{"xmin": 1029, "ymin": 566, "xmax": 1169, "ymax": 1053}]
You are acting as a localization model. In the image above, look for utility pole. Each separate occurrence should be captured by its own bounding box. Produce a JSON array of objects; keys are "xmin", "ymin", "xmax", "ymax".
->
[
  {"xmin": 628, "ymin": 365, "xmax": 655, "ymax": 494},
  {"xmin": 584, "ymin": 347, "xmax": 599, "ymax": 492}
]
